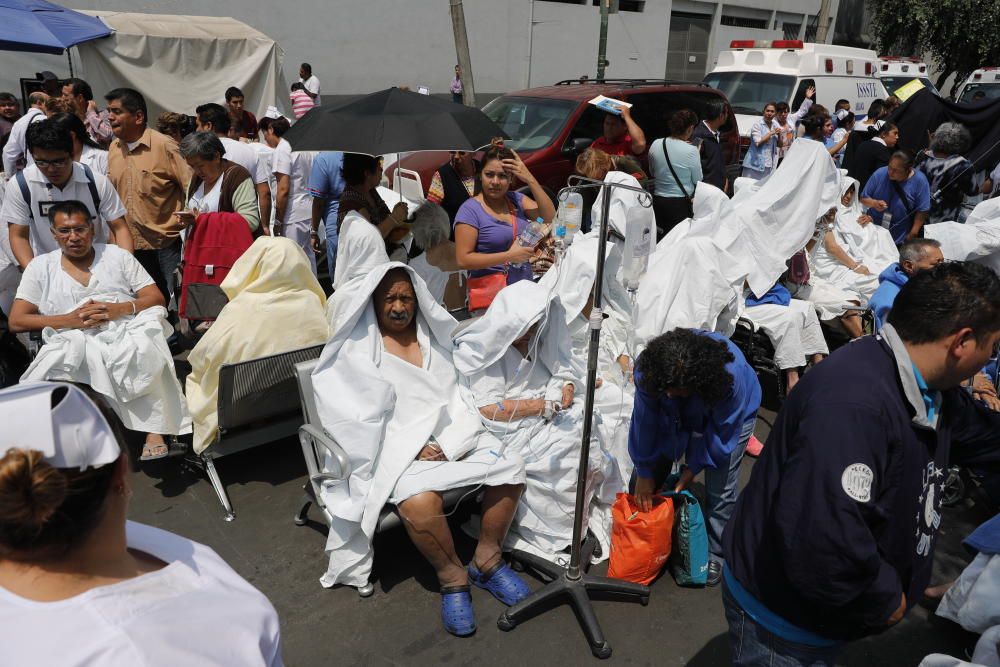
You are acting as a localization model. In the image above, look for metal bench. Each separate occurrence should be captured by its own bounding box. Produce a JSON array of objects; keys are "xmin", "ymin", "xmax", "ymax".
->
[{"xmin": 198, "ymin": 344, "xmax": 325, "ymax": 521}]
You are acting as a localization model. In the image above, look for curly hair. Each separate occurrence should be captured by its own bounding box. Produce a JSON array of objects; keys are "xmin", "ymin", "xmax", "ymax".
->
[
  {"xmin": 929, "ymin": 122, "xmax": 971, "ymax": 156},
  {"xmin": 636, "ymin": 329, "xmax": 735, "ymax": 405}
]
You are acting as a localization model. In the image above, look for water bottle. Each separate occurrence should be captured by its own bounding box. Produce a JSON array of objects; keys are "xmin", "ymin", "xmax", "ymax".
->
[
  {"xmin": 513, "ymin": 217, "xmax": 546, "ymax": 268},
  {"xmin": 622, "ymin": 205, "xmax": 656, "ymax": 291},
  {"xmin": 558, "ymin": 191, "xmax": 584, "ymax": 246},
  {"xmin": 881, "ymin": 212, "xmax": 892, "ymax": 230}
]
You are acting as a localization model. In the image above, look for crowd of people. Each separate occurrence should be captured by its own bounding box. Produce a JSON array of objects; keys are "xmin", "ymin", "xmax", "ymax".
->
[{"xmin": 1, "ymin": 68, "xmax": 1000, "ymax": 667}]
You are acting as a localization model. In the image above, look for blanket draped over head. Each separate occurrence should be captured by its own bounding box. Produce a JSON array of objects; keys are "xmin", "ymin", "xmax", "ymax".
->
[
  {"xmin": 310, "ymin": 262, "xmax": 523, "ymax": 588},
  {"xmin": 452, "ymin": 280, "xmax": 623, "ymax": 562},
  {"xmin": 185, "ymin": 237, "xmax": 330, "ymax": 453},
  {"xmin": 326, "ymin": 211, "xmax": 391, "ymax": 328}
]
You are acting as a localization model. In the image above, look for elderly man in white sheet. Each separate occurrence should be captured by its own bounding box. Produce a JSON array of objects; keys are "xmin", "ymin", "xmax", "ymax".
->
[
  {"xmin": 452, "ymin": 280, "xmax": 624, "ymax": 564},
  {"xmin": 8, "ymin": 200, "xmax": 190, "ymax": 461},
  {"xmin": 310, "ymin": 263, "xmax": 528, "ymax": 637}
]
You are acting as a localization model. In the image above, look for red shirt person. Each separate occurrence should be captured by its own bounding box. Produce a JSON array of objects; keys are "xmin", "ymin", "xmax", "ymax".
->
[{"xmin": 590, "ymin": 104, "xmax": 647, "ymax": 157}]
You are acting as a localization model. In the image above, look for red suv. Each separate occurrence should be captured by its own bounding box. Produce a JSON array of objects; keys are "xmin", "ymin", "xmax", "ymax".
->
[{"xmin": 391, "ymin": 79, "xmax": 741, "ymax": 199}]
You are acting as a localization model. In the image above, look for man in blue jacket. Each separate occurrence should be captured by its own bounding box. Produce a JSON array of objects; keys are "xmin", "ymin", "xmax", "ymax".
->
[
  {"xmin": 870, "ymin": 237, "xmax": 943, "ymax": 328},
  {"xmin": 723, "ymin": 262, "xmax": 1000, "ymax": 666},
  {"xmin": 629, "ymin": 328, "xmax": 761, "ymax": 587}
]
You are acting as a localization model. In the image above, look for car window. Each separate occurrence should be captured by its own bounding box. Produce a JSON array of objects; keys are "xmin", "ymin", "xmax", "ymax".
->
[
  {"xmin": 959, "ymin": 82, "xmax": 1000, "ymax": 104},
  {"xmin": 481, "ymin": 96, "xmax": 578, "ymax": 152},
  {"xmin": 566, "ymin": 105, "xmax": 605, "ymax": 144},
  {"xmin": 703, "ymin": 72, "xmax": 797, "ymax": 115},
  {"xmin": 628, "ymin": 90, "xmax": 738, "ymax": 140},
  {"xmin": 791, "ymin": 79, "xmax": 816, "ymax": 112}
]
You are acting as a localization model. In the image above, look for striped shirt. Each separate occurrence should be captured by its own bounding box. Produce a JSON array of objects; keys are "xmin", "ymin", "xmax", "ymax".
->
[{"xmin": 290, "ymin": 91, "xmax": 315, "ymax": 119}]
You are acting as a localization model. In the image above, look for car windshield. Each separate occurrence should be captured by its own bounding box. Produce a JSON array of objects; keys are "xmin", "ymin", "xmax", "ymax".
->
[
  {"xmin": 703, "ymin": 72, "xmax": 796, "ymax": 115},
  {"xmin": 482, "ymin": 96, "xmax": 577, "ymax": 152},
  {"xmin": 880, "ymin": 76, "xmax": 939, "ymax": 96},
  {"xmin": 959, "ymin": 82, "xmax": 1000, "ymax": 104}
]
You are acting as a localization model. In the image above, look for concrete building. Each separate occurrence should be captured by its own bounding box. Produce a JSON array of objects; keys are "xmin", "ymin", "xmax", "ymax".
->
[{"xmin": 1, "ymin": 1, "xmax": 842, "ymax": 108}]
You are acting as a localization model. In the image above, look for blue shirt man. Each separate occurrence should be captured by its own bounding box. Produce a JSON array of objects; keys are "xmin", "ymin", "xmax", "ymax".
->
[
  {"xmin": 308, "ymin": 151, "xmax": 345, "ymax": 277},
  {"xmin": 860, "ymin": 155, "xmax": 931, "ymax": 245},
  {"xmin": 628, "ymin": 329, "xmax": 761, "ymax": 585}
]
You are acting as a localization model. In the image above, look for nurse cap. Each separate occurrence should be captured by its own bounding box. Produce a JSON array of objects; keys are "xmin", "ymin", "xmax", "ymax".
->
[{"xmin": 0, "ymin": 382, "xmax": 121, "ymax": 471}]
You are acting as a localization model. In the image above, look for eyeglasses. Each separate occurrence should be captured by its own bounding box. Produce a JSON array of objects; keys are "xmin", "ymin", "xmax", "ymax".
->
[
  {"xmin": 52, "ymin": 225, "xmax": 93, "ymax": 237},
  {"xmin": 34, "ymin": 157, "xmax": 70, "ymax": 168}
]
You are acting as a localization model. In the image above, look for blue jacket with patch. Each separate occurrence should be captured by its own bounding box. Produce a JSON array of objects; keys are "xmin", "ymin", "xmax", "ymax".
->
[{"xmin": 724, "ymin": 327, "xmax": 1000, "ymax": 641}]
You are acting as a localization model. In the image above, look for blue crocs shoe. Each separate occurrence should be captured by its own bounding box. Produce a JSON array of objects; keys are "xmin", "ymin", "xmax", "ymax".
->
[
  {"xmin": 468, "ymin": 561, "xmax": 531, "ymax": 606},
  {"xmin": 440, "ymin": 585, "xmax": 476, "ymax": 637}
]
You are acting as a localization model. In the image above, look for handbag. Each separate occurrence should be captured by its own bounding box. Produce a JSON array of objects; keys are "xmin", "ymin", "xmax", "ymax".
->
[
  {"xmin": 661, "ymin": 490, "xmax": 709, "ymax": 586},
  {"xmin": 467, "ymin": 199, "xmax": 517, "ymax": 311},
  {"xmin": 660, "ymin": 139, "xmax": 695, "ymax": 217}
]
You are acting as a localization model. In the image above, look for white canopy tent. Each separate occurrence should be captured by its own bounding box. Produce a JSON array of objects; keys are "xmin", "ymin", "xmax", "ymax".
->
[{"xmin": 72, "ymin": 10, "xmax": 289, "ymax": 123}]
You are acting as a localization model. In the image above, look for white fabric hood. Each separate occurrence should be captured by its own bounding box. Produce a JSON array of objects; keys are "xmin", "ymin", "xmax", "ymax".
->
[{"xmin": 926, "ymin": 197, "xmax": 1000, "ymax": 274}]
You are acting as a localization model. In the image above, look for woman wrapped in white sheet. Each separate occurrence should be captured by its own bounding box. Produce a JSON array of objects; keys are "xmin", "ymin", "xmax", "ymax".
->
[{"xmin": 453, "ymin": 280, "xmax": 623, "ymax": 562}]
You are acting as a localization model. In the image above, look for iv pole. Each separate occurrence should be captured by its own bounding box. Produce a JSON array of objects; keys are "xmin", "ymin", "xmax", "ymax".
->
[{"xmin": 498, "ymin": 175, "xmax": 653, "ymax": 659}]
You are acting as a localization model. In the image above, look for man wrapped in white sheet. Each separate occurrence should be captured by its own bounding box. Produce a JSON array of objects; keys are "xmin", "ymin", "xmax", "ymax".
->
[
  {"xmin": 452, "ymin": 280, "xmax": 624, "ymax": 562},
  {"xmin": 310, "ymin": 263, "xmax": 528, "ymax": 635},
  {"xmin": 538, "ymin": 233, "xmax": 635, "ymax": 481},
  {"xmin": 8, "ymin": 200, "xmax": 190, "ymax": 460},
  {"xmin": 325, "ymin": 209, "xmax": 390, "ymax": 328},
  {"xmin": 926, "ymin": 197, "xmax": 1000, "ymax": 274}
]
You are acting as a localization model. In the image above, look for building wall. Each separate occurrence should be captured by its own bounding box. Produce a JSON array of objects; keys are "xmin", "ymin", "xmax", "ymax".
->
[{"xmin": 0, "ymin": 0, "xmax": 838, "ymax": 109}]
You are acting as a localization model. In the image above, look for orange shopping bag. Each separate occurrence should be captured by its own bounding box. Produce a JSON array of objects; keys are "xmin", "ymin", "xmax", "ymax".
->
[{"xmin": 606, "ymin": 492, "xmax": 674, "ymax": 585}]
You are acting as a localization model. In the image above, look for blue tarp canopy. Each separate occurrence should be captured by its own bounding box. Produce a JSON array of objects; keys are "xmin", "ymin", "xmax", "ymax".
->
[{"xmin": 0, "ymin": 0, "xmax": 111, "ymax": 55}]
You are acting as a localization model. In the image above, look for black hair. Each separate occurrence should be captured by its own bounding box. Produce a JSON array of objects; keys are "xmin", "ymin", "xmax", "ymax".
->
[
  {"xmin": 889, "ymin": 262, "xmax": 1000, "ymax": 344},
  {"xmin": 839, "ymin": 111, "xmax": 856, "ymax": 129},
  {"xmin": 878, "ymin": 121, "xmax": 898, "ymax": 137},
  {"xmin": 290, "ymin": 82, "xmax": 305, "ymax": 92},
  {"xmin": 0, "ymin": 92, "xmax": 16, "ymax": 103},
  {"xmin": 890, "ymin": 149, "xmax": 914, "ymax": 169},
  {"xmin": 225, "ymin": 86, "xmax": 244, "ymax": 102},
  {"xmin": 702, "ymin": 100, "xmax": 726, "ymax": 122},
  {"xmin": 835, "ymin": 98, "xmax": 850, "ymax": 109},
  {"xmin": 301, "ymin": 62, "xmax": 312, "ymax": 74},
  {"xmin": 774, "ymin": 101, "xmax": 790, "ymax": 113},
  {"xmin": 62, "ymin": 77, "xmax": 93, "ymax": 101},
  {"xmin": 668, "ymin": 109, "xmax": 698, "ymax": 136},
  {"xmin": 48, "ymin": 112, "xmax": 100, "ymax": 150},
  {"xmin": 480, "ymin": 141, "xmax": 515, "ymax": 170},
  {"xmin": 635, "ymin": 329, "xmax": 735, "ymax": 405},
  {"xmin": 268, "ymin": 116, "xmax": 290, "ymax": 137},
  {"xmin": 867, "ymin": 99, "xmax": 885, "ymax": 120},
  {"xmin": 26, "ymin": 119, "xmax": 73, "ymax": 155},
  {"xmin": 801, "ymin": 113, "xmax": 829, "ymax": 140},
  {"xmin": 47, "ymin": 200, "xmax": 93, "ymax": 225},
  {"xmin": 104, "ymin": 88, "xmax": 147, "ymax": 125},
  {"xmin": 342, "ymin": 152, "xmax": 380, "ymax": 186},
  {"xmin": 195, "ymin": 103, "xmax": 231, "ymax": 135}
]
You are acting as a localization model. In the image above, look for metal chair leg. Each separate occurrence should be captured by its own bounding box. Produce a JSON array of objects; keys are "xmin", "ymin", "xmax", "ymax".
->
[
  {"xmin": 202, "ymin": 455, "xmax": 236, "ymax": 521},
  {"xmin": 294, "ymin": 496, "xmax": 312, "ymax": 526}
]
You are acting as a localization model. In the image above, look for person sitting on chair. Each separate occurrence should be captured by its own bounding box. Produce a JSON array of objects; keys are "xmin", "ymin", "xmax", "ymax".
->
[
  {"xmin": 869, "ymin": 238, "xmax": 944, "ymax": 329},
  {"xmin": 7, "ymin": 201, "xmax": 190, "ymax": 461},
  {"xmin": 310, "ymin": 264, "xmax": 529, "ymax": 637}
]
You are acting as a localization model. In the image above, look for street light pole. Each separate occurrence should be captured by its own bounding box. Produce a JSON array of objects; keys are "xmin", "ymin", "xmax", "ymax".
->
[
  {"xmin": 597, "ymin": 0, "xmax": 609, "ymax": 80},
  {"xmin": 449, "ymin": 0, "xmax": 476, "ymax": 106},
  {"xmin": 815, "ymin": 0, "xmax": 832, "ymax": 43}
]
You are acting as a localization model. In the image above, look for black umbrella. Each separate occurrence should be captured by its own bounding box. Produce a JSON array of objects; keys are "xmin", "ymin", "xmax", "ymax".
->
[{"xmin": 282, "ymin": 87, "xmax": 507, "ymax": 154}]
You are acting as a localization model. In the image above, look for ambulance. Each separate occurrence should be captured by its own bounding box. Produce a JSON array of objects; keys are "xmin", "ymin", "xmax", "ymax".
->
[
  {"xmin": 875, "ymin": 56, "xmax": 939, "ymax": 97},
  {"xmin": 704, "ymin": 40, "xmax": 888, "ymax": 155},
  {"xmin": 955, "ymin": 68, "xmax": 1000, "ymax": 104}
]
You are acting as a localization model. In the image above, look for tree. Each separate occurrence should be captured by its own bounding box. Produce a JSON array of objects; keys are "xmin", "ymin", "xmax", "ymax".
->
[{"xmin": 869, "ymin": 0, "xmax": 1000, "ymax": 96}]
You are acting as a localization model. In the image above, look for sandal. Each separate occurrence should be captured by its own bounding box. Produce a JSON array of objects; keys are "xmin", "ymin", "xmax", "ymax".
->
[
  {"xmin": 468, "ymin": 561, "xmax": 531, "ymax": 606},
  {"xmin": 440, "ymin": 585, "xmax": 476, "ymax": 637},
  {"xmin": 140, "ymin": 442, "xmax": 169, "ymax": 461}
]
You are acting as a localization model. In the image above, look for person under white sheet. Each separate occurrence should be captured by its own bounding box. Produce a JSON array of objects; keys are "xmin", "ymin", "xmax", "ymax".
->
[
  {"xmin": 325, "ymin": 209, "xmax": 391, "ymax": 328},
  {"xmin": 0, "ymin": 382, "xmax": 282, "ymax": 667},
  {"xmin": 310, "ymin": 264, "xmax": 528, "ymax": 635},
  {"xmin": 8, "ymin": 201, "xmax": 190, "ymax": 460},
  {"xmin": 453, "ymin": 280, "xmax": 623, "ymax": 562}
]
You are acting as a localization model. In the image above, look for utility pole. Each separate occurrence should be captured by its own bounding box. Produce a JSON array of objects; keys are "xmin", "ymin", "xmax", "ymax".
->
[
  {"xmin": 449, "ymin": 0, "xmax": 476, "ymax": 106},
  {"xmin": 815, "ymin": 0, "xmax": 832, "ymax": 43},
  {"xmin": 596, "ymin": 0, "xmax": 610, "ymax": 80}
]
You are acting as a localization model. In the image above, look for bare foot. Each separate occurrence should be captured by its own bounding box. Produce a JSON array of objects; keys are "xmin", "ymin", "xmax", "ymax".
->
[{"xmin": 924, "ymin": 581, "xmax": 955, "ymax": 600}]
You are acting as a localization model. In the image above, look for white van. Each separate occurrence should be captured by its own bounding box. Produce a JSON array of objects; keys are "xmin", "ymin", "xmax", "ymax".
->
[
  {"xmin": 876, "ymin": 57, "xmax": 939, "ymax": 96},
  {"xmin": 704, "ymin": 40, "xmax": 888, "ymax": 148},
  {"xmin": 955, "ymin": 68, "xmax": 1000, "ymax": 104}
]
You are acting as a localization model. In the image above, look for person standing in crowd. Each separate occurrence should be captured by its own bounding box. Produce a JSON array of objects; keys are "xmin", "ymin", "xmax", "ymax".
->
[
  {"xmin": 0, "ymin": 382, "xmax": 284, "ymax": 666},
  {"xmin": 105, "ymin": 87, "xmax": 190, "ymax": 304},
  {"xmin": 916, "ymin": 122, "xmax": 979, "ymax": 224},
  {"xmin": 61, "ymin": 77, "xmax": 113, "ymax": 147},
  {"xmin": 722, "ymin": 262, "xmax": 1000, "ymax": 667},
  {"xmin": 883, "ymin": 94, "xmax": 902, "ymax": 117},
  {"xmin": 451, "ymin": 65, "xmax": 463, "ymax": 104},
  {"xmin": 849, "ymin": 122, "xmax": 898, "ymax": 190},
  {"xmin": 629, "ymin": 328, "xmax": 761, "ymax": 588},
  {"xmin": 3, "ymin": 120, "xmax": 131, "ymax": 271},
  {"xmin": 265, "ymin": 116, "xmax": 316, "ymax": 272},
  {"xmin": 195, "ymin": 103, "xmax": 269, "ymax": 230},
  {"xmin": 590, "ymin": 105, "xmax": 647, "ymax": 157},
  {"xmin": 827, "ymin": 112, "xmax": 854, "ymax": 166},
  {"xmin": 774, "ymin": 86, "xmax": 815, "ymax": 165},
  {"xmin": 0, "ymin": 93, "xmax": 21, "ymax": 153},
  {"xmin": 177, "ymin": 132, "xmax": 260, "ymax": 232},
  {"xmin": 309, "ymin": 151, "xmax": 345, "ymax": 277},
  {"xmin": 454, "ymin": 142, "xmax": 554, "ymax": 303},
  {"xmin": 289, "ymin": 83, "xmax": 315, "ymax": 119},
  {"xmin": 742, "ymin": 102, "xmax": 779, "ymax": 180},
  {"xmin": 335, "ymin": 153, "xmax": 409, "ymax": 245},
  {"xmin": 693, "ymin": 101, "xmax": 728, "ymax": 191},
  {"xmin": 299, "ymin": 63, "xmax": 321, "ymax": 105},
  {"xmin": 155, "ymin": 112, "xmax": 195, "ymax": 145},
  {"xmin": 861, "ymin": 150, "xmax": 931, "ymax": 245},
  {"xmin": 225, "ymin": 86, "xmax": 258, "ymax": 140},
  {"xmin": 649, "ymin": 109, "xmax": 702, "ymax": 237},
  {"xmin": 48, "ymin": 112, "xmax": 109, "ymax": 176},
  {"xmin": 869, "ymin": 238, "xmax": 944, "ymax": 328},
  {"xmin": 2, "ymin": 91, "xmax": 47, "ymax": 176},
  {"xmin": 426, "ymin": 150, "xmax": 479, "ymax": 225}
]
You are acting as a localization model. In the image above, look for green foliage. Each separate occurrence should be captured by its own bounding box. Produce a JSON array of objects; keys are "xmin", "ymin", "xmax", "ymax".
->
[{"xmin": 870, "ymin": 0, "xmax": 1000, "ymax": 94}]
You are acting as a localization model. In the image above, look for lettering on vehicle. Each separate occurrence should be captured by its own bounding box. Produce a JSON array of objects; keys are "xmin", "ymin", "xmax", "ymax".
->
[
  {"xmin": 856, "ymin": 82, "xmax": 879, "ymax": 98},
  {"xmin": 841, "ymin": 463, "xmax": 874, "ymax": 502}
]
